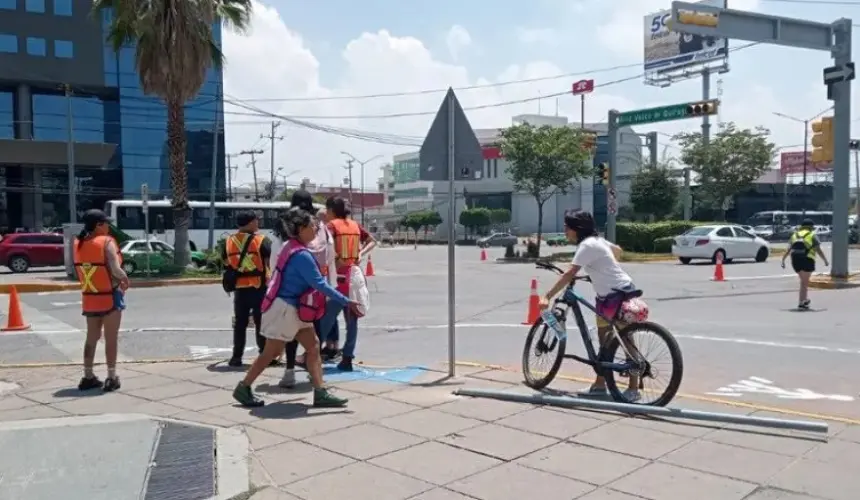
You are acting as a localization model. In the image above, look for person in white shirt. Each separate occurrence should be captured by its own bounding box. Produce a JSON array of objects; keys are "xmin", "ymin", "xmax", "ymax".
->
[{"xmin": 539, "ymin": 211, "xmax": 641, "ymax": 401}]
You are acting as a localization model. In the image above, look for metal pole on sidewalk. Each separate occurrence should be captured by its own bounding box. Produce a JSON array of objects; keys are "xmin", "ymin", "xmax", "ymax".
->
[
  {"xmin": 446, "ymin": 91, "xmax": 456, "ymax": 377},
  {"xmin": 453, "ymin": 388, "xmax": 829, "ymax": 434},
  {"xmin": 65, "ymin": 84, "xmax": 77, "ymax": 223}
]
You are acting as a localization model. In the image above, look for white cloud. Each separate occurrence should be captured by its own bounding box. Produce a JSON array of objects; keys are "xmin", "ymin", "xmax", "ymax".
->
[
  {"xmin": 445, "ymin": 25, "xmax": 472, "ymax": 62},
  {"xmin": 221, "ymin": 0, "xmax": 826, "ymax": 190},
  {"xmin": 516, "ymin": 27, "xmax": 559, "ymax": 45}
]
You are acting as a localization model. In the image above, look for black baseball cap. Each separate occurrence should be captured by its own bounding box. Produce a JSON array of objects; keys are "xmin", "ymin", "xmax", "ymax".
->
[
  {"xmin": 801, "ymin": 218, "xmax": 815, "ymax": 228},
  {"xmin": 236, "ymin": 210, "xmax": 258, "ymax": 227},
  {"xmin": 82, "ymin": 209, "xmax": 110, "ymax": 226},
  {"xmin": 290, "ymin": 189, "xmax": 315, "ymax": 212}
]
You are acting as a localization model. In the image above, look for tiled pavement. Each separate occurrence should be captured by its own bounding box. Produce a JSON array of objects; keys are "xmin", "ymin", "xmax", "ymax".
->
[{"xmin": 1, "ymin": 362, "xmax": 859, "ymax": 500}]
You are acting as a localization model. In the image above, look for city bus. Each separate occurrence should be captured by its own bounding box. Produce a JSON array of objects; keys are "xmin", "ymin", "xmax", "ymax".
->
[
  {"xmin": 104, "ymin": 199, "xmax": 324, "ymax": 250},
  {"xmin": 746, "ymin": 210, "xmax": 833, "ymax": 229}
]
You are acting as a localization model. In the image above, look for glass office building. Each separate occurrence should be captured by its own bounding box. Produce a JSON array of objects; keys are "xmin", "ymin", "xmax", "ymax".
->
[{"xmin": 0, "ymin": 1, "xmax": 226, "ymax": 230}]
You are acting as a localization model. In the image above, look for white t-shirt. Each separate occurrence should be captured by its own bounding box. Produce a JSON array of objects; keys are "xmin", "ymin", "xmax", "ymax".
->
[
  {"xmin": 571, "ymin": 236, "xmax": 633, "ymax": 297},
  {"xmin": 269, "ymin": 223, "xmax": 336, "ymax": 286}
]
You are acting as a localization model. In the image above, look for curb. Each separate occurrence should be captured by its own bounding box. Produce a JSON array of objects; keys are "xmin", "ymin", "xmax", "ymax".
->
[
  {"xmin": 808, "ymin": 271, "xmax": 860, "ymax": 290},
  {"xmin": 0, "ymin": 277, "xmax": 220, "ymax": 294}
]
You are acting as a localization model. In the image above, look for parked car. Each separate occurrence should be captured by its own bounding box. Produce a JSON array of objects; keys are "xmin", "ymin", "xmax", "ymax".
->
[
  {"xmin": 477, "ymin": 232, "xmax": 518, "ymax": 248},
  {"xmin": 544, "ymin": 233, "xmax": 568, "ymax": 246},
  {"xmin": 0, "ymin": 232, "xmax": 65, "ymax": 273},
  {"xmin": 119, "ymin": 239, "xmax": 207, "ymax": 274},
  {"xmin": 672, "ymin": 225, "xmax": 770, "ymax": 264}
]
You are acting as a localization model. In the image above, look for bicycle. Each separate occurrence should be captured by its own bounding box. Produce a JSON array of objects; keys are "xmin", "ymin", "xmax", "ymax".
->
[{"xmin": 522, "ymin": 261, "xmax": 684, "ymax": 406}]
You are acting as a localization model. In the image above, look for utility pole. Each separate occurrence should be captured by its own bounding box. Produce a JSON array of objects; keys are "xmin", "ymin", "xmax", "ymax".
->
[
  {"xmin": 239, "ymin": 149, "xmax": 264, "ymax": 201},
  {"xmin": 207, "ymin": 84, "xmax": 222, "ymax": 250},
  {"xmin": 64, "ymin": 84, "xmax": 77, "ymax": 222},
  {"xmin": 225, "ymin": 153, "xmax": 238, "ymax": 201},
  {"xmin": 343, "ymin": 159, "xmax": 354, "ymax": 209},
  {"xmin": 261, "ymin": 122, "xmax": 283, "ymax": 199}
]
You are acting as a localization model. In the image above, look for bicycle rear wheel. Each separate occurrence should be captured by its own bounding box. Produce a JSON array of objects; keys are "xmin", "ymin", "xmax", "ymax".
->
[
  {"xmin": 522, "ymin": 317, "xmax": 566, "ymax": 390},
  {"xmin": 601, "ymin": 321, "xmax": 683, "ymax": 407}
]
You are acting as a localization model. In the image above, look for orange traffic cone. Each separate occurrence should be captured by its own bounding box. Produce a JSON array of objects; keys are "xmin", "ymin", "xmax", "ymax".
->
[
  {"xmin": 2, "ymin": 287, "xmax": 30, "ymax": 332},
  {"xmin": 521, "ymin": 279, "xmax": 541, "ymax": 325},
  {"xmin": 365, "ymin": 255, "xmax": 375, "ymax": 277},
  {"xmin": 711, "ymin": 254, "xmax": 725, "ymax": 282},
  {"xmin": 480, "ymin": 248, "xmax": 487, "ymax": 261}
]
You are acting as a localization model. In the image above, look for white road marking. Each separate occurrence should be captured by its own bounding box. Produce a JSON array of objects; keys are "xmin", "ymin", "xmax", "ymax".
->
[
  {"xmin": 50, "ymin": 301, "xmax": 82, "ymax": 307},
  {"xmin": 188, "ymin": 346, "xmax": 254, "ymax": 360},
  {"xmin": 709, "ymin": 377, "xmax": 854, "ymax": 402},
  {"xmin": 723, "ymin": 274, "xmax": 796, "ymax": 281}
]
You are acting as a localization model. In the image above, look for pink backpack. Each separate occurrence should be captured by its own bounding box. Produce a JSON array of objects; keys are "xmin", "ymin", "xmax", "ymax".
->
[{"xmin": 262, "ymin": 239, "xmax": 326, "ymax": 322}]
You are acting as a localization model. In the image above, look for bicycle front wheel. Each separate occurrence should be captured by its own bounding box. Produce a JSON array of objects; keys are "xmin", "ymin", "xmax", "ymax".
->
[
  {"xmin": 602, "ymin": 321, "xmax": 683, "ymax": 407},
  {"xmin": 522, "ymin": 317, "xmax": 566, "ymax": 390}
]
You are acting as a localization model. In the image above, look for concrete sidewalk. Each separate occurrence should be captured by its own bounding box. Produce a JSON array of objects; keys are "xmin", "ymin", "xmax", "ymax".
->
[{"xmin": 1, "ymin": 362, "xmax": 858, "ymax": 500}]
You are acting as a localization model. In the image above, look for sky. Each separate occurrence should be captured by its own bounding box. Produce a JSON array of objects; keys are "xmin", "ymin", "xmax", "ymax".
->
[{"xmin": 220, "ymin": 0, "xmax": 859, "ymax": 189}]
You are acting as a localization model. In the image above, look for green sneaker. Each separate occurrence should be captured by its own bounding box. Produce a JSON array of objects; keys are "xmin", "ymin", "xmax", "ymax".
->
[
  {"xmin": 313, "ymin": 387, "xmax": 348, "ymax": 408},
  {"xmin": 233, "ymin": 382, "xmax": 265, "ymax": 407}
]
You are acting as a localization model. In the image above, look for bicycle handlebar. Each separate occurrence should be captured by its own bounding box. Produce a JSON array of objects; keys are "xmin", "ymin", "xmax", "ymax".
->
[{"xmin": 534, "ymin": 261, "xmax": 590, "ymax": 283}]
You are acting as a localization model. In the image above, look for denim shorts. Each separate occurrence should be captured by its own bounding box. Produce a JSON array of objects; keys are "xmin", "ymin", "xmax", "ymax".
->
[{"xmin": 81, "ymin": 289, "xmax": 126, "ymax": 317}]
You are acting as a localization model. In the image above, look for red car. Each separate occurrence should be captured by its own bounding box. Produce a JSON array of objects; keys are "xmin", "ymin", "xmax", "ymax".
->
[{"xmin": 0, "ymin": 233, "xmax": 65, "ymax": 273}]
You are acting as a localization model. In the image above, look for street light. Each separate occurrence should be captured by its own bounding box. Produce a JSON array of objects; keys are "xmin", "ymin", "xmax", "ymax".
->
[
  {"xmin": 772, "ymin": 106, "xmax": 833, "ymax": 212},
  {"xmin": 274, "ymin": 168, "xmax": 301, "ymax": 199},
  {"xmin": 340, "ymin": 152, "xmax": 383, "ymax": 226}
]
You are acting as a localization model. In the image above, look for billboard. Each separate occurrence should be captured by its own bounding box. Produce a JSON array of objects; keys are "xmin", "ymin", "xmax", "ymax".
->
[
  {"xmin": 643, "ymin": 0, "xmax": 728, "ymax": 74},
  {"xmin": 779, "ymin": 151, "xmax": 833, "ymax": 175}
]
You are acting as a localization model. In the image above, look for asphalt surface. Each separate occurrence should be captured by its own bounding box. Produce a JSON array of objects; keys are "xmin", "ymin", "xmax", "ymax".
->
[{"xmin": 3, "ymin": 244, "xmax": 860, "ymax": 421}]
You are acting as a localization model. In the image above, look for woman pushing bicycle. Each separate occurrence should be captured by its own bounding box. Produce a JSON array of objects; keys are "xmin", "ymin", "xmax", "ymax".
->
[{"xmin": 538, "ymin": 211, "xmax": 642, "ymax": 402}]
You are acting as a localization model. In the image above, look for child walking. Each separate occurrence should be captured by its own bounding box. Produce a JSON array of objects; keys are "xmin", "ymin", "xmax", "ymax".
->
[{"xmin": 233, "ymin": 209, "xmax": 359, "ymax": 408}]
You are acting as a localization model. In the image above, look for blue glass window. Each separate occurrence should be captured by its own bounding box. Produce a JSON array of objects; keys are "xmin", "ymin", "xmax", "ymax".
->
[
  {"xmin": 0, "ymin": 0, "xmax": 16, "ymax": 10},
  {"xmin": 0, "ymin": 91, "xmax": 14, "ymax": 139},
  {"xmin": 0, "ymin": 34, "xmax": 17, "ymax": 53},
  {"xmin": 54, "ymin": 39, "xmax": 73, "ymax": 58},
  {"xmin": 25, "ymin": 0, "xmax": 43, "ymax": 12},
  {"xmin": 52, "ymin": 0, "xmax": 70, "ymax": 15},
  {"xmin": 26, "ymin": 37, "xmax": 46, "ymax": 56},
  {"xmin": 33, "ymin": 94, "xmax": 105, "ymax": 143}
]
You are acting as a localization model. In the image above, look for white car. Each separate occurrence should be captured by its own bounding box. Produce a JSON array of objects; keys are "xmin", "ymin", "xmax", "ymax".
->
[{"xmin": 672, "ymin": 225, "xmax": 771, "ymax": 264}]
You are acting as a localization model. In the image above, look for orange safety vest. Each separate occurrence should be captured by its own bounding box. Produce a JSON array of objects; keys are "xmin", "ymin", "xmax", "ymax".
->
[
  {"xmin": 329, "ymin": 218, "xmax": 361, "ymax": 267},
  {"xmin": 226, "ymin": 232, "xmax": 265, "ymax": 289},
  {"xmin": 73, "ymin": 235, "xmax": 118, "ymax": 313}
]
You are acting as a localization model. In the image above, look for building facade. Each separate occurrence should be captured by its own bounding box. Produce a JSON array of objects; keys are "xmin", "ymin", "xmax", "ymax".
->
[
  {"xmin": 370, "ymin": 114, "xmax": 644, "ymax": 237},
  {"xmin": 0, "ymin": 0, "xmax": 225, "ymax": 230}
]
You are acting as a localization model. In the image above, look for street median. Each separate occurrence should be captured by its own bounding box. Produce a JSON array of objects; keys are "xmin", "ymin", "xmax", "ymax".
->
[{"xmin": 808, "ymin": 272, "xmax": 860, "ymax": 290}]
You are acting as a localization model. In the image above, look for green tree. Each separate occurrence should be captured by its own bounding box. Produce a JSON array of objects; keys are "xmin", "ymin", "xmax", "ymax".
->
[
  {"xmin": 401, "ymin": 212, "xmax": 424, "ymax": 242},
  {"xmin": 419, "ymin": 211, "xmax": 443, "ymax": 240},
  {"xmin": 674, "ymin": 122, "xmax": 777, "ymax": 220},
  {"xmin": 498, "ymin": 123, "xmax": 592, "ymax": 255},
  {"xmin": 630, "ymin": 163, "xmax": 680, "ymax": 220},
  {"xmin": 94, "ymin": 0, "xmax": 253, "ymax": 265},
  {"xmin": 458, "ymin": 208, "xmax": 491, "ymax": 238},
  {"xmin": 489, "ymin": 208, "xmax": 512, "ymax": 227}
]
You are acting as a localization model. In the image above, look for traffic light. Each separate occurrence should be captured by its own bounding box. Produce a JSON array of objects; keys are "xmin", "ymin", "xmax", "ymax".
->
[
  {"xmin": 811, "ymin": 116, "xmax": 834, "ymax": 163},
  {"xmin": 596, "ymin": 163, "xmax": 609, "ymax": 186},
  {"xmin": 685, "ymin": 99, "xmax": 719, "ymax": 117},
  {"xmin": 850, "ymin": 139, "xmax": 860, "ymax": 150}
]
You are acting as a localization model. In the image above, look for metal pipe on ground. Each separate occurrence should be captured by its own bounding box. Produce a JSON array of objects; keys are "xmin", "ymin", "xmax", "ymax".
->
[{"xmin": 453, "ymin": 388, "xmax": 829, "ymax": 435}]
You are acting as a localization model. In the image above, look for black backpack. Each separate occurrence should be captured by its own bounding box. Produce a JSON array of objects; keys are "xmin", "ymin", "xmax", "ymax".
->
[
  {"xmin": 222, "ymin": 236, "xmax": 253, "ymax": 293},
  {"xmin": 790, "ymin": 230, "xmax": 812, "ymax": 256}
]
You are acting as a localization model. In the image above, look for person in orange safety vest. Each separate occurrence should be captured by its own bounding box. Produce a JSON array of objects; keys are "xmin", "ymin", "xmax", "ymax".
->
[
  {"xmin": 316, "ymin": 197, "xmax": 376, "ymax": 371},
  {"xmin": 73, "ymin": 209, "xmax": 130, "ymax": 393},
  {"xmin": 222, "ymin": 210, "xmax": 272, "ymax": 367}
]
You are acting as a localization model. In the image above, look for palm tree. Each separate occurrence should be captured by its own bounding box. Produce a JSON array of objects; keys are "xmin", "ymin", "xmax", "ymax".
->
[{"xmin": 93, "ymin": 0, "xmax": 252, "ymax": 265}]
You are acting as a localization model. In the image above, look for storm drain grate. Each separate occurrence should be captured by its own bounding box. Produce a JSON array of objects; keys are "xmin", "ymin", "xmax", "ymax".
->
[{"xmin": 144, "ymin": 422, "xmax": 216, "ymax": 500}]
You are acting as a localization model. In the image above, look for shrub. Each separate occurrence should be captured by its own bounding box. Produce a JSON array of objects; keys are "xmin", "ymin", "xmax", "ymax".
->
[
  {"xmin": 652, "ymin": 236, "xmax": 674, "ymax": 254},
  {"xmin": 504, "ymin": 244, "xmax": 515, "ymax": 258},
  {"xmin": 525, "ymin": 239, "xmax": 539, "ymax": 258},
  {"xmin": 616, "ymin": 221, "xmax": 717, "ymax": 253}
]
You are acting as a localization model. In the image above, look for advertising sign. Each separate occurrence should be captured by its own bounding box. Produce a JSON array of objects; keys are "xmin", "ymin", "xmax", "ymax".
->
[
  {"xmin": 643, "ymin": 0, "xmax": 728, "ymax": 73},
  {"xmin": 571, "ymin": 79, "xmax": 595, "ymax": 95},
  {"xmin": 780, "ymin": 151, "xmax": 833, "ymax": 175}
]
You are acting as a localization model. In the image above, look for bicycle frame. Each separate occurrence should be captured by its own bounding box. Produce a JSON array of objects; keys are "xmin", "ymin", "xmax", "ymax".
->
[{"xmin": 538, "ymin": 264, "xmax": 639, "ymax": 376}]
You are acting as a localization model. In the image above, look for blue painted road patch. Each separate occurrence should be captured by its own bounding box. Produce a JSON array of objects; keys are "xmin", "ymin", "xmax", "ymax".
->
[{"xmin": 320, "ymin": 363, "xmax": 428, "ymax": 384}]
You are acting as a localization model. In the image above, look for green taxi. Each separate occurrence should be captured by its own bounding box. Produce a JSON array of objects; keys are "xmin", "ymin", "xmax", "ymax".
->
[{"xmin": 119, "ymin": 239, "xmax": 207, "ymax": 274}]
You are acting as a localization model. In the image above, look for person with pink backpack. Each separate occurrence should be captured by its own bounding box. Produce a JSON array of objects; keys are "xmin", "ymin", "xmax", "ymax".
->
[{"xmin": 233, "ymin": 209, "xmax": 360, "ymax": 408}]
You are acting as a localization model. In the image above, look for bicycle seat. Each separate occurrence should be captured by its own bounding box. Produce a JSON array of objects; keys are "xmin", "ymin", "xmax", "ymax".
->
[{"xmin": 611, "ymin": 285, "xmax": 643, "ymax": 300}]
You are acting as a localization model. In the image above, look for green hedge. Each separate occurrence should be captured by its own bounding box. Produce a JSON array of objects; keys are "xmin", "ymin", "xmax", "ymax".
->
[
  {"xmin": 652, "ymin": 236, "xmax": 674, "ymax": 254},
  {"xmin": 616, "ymin": 221, "xmax": 718, "ymax": 253}
]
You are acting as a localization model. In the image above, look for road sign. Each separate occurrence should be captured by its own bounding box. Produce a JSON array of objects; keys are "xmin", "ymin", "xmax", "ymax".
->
[
  {"xmin": 419, "ymin": 88, "xmax": 483, "ymax": 182},
  {"xmin": 607, "ymin": 187, "xmax": 617, "ymax": 199},
  {"xmin": 607, "ymin": 201, "xmax": 618, "ymax": 215},
  {"xmin": 141, "ymin": 183, "xmax": 149, "ymax": 211},
  {"xmin": 824, "ymin": 62, "xmax": 855, "ymax": 85},
  {"xmin": 571, "ymin": 79, "xmax": 594, "ymax": 95},
  {"xmin": 617, "ymin": 100, "xmax": 719, "ymax": 126}
]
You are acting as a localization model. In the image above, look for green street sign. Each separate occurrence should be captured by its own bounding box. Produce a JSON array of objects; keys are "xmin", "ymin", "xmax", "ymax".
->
[{"xmin": 617, "ymin": 100, "xmax": 719, "ymax": 126}]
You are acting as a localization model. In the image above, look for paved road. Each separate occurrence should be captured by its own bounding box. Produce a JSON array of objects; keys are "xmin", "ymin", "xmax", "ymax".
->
[{"xmin": 3, "ymin": 245, "xmax": 860, "ymax": 421}]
